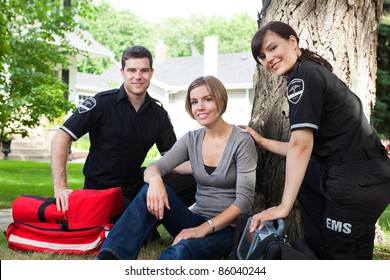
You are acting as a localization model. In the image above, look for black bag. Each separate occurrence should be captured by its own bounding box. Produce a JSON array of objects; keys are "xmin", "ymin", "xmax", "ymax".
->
[
  {"xmin": 233, "ymin": 215, "xmax": 317, "ymax": 260},
  {"xmin": 247, "ymin": 233, "xmax": 314, "ymax": 260}
]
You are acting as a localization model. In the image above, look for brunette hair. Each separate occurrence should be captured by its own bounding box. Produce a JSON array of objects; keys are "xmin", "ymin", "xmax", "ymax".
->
[
  {"xmin": 251, "ymin": 21, "xmax": 333, "ymax": 72},
  {"xmin": 185, "ymin": 75, "xmax": 228, "ymax": 120},
  {"xmin": 121, "ymin": 46, "xmax": 153, "ymax": 69}
]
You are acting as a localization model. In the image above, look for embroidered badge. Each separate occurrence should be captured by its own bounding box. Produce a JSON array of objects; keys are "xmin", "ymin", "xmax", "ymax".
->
[
  {"xmin": 78, "ymin": 97, "xmax": 97, "ymax": 113},
  {"xmin": 287, "ymin": 79, "xmax": 304, "ymax": 104}
]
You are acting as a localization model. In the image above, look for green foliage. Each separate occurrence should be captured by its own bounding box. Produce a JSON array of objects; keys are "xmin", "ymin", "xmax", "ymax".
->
[
  {"xmin": 80, "ymin": 1, "xmax": 152, "ymax": 62},
  {"xmin": 0, "ymin": 0, "xmax": 92, "ymax": 140},
  {"xmin": 371, "ymin": 13, "xmax": 390, "ymax": 138},
  {"xmin": 156, "ymin": 13, "xmax": 257, "ymax": 57},
  {"xmin": 371, "ymin": 69, "xmax": 390, "ymax": 138},
  {"xmin": 77, "ymin": 57, "xmax": 112, "ymax": 74},
  {"xmin": 0, "ymin": 2, "xmax": 10, "ymax": 86},
  {"xmin": 77, "ymin": 2, "xmax": 257, "ymax": 74}
]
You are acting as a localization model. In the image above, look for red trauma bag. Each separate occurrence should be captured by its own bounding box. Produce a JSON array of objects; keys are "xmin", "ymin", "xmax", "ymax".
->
[
  {"xmin": 12, "ymin": 195, "xmax": 67, "ymax": 224},
  {"xmin": 6, "ymin": 222, "xmax": 112, "ymax": 255},
  {"xmin": 6, "ymin": 187, "xmax": 124, "ymax": 254},
  {"xmin": 67, "ymin": 187, "xmax": 123, "ymax": 229},
  {"xmin": 11, "ymin": 187, "xmax": 124, "ymax": 229}
]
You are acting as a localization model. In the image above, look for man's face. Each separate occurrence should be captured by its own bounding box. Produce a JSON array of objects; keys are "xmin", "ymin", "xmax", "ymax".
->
[{"xmin": 121, "ymin": 57, "xmax": 154, "ymax": 97}]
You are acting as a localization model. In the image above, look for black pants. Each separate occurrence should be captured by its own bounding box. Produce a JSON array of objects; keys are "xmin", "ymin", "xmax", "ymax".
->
[{"xmin": 299, "ymin": 156, "xmax": 390, "ymax": 259}]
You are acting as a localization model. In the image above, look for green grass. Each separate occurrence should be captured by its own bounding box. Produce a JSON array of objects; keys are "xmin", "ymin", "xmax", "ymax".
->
[
  {"xmin": 0, "ymin": 159, "xmax": 169, "ymax": 260},
  {"xmin": 0, "ymin": 160, "xmax": 389, "ymax": 260},
  {"xmin": 379, "ymin": 206, "xmax": 390, "ymax": 231},
  {"xmin": 0, "ymin": 223, "xmax": 172, "ymax": 260},
  {"xmin": 0, "ymin": 161, "xmax": 84, "ymax": 209},
  {"xmin": 0, "ymin": 145, "xmax": 159, "ymax": 209}
]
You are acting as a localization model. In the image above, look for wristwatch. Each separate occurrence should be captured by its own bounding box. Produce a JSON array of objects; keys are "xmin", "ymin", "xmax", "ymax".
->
[{"xmin": 207, "ymin": 219, "xmax": 215, "ymax": 233}]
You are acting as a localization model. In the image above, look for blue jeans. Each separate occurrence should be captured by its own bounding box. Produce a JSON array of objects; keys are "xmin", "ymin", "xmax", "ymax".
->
[{"xmin": 98, "ymin": 184, "xmax": 235, "ymax": 260}]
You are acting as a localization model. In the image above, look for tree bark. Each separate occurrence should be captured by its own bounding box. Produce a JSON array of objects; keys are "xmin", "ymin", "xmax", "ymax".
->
[{"xmin": 251, "ymin": 0, "xmax": 383, "ymax": 241}]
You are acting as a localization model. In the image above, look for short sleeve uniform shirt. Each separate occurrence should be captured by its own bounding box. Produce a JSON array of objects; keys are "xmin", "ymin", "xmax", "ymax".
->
[
  {"xmin": 286, "ymin": 60, "xmax": 381, "ymax": 158},
  {"xmin": 61, "ymin": 84, "xmax": 176, "ymax": 192}
]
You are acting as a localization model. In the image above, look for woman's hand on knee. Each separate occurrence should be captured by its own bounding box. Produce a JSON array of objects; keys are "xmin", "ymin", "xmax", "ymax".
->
[{"xmin": 172, "ymin": 226, "xmax": 208, "ymax": 246}]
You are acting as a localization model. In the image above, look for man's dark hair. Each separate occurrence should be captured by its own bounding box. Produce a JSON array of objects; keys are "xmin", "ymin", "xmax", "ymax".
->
[{"xmin": 121, "ymin": 46, "xmax": 153, "ymax": 69}]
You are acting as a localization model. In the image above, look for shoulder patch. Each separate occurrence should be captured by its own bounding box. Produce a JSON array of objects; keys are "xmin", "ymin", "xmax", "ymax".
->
[
  {"xmin": 78, "ymin": 97, "xmax": 97, "ymax": 113},
  {"xmin": 287, "ymin": 78, "xmax": 304, "ymax": 104}
]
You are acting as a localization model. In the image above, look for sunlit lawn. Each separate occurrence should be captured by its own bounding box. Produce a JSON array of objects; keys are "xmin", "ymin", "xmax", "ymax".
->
[{"xmin": 0, "ymin": 160, "xmax": 389, "ymax": 260}]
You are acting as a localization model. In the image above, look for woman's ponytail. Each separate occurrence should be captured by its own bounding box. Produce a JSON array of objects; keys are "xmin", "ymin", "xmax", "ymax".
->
[{"xmin": 299, "ymin": 48, "xmax": 333, "ymax": 72}]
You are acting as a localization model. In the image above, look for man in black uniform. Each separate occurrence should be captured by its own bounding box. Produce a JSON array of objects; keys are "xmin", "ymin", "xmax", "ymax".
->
[{"xmin": 51, "ymin": 46, "xmax": 196, "ymax": 216}]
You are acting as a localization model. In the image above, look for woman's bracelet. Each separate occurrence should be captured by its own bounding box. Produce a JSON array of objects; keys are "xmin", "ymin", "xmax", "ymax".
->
[{"xmin": 207, "ymin": 219, "xmax": 215, "ymax": 233}]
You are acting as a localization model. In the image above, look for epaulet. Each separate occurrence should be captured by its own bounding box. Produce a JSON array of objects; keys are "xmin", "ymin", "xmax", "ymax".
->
[
  {"xmin": 150, "ymin": 97, "xmax": 164, "ymax": 108},
  {"xmin": 96, "ymin": 88, "xmax": 119, "ymax": 97}
]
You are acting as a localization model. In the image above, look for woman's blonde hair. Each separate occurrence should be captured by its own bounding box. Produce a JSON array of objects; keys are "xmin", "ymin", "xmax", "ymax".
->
[{"xmin": 185, "ymin": 75, "xmax": 228, "ymax": 120}]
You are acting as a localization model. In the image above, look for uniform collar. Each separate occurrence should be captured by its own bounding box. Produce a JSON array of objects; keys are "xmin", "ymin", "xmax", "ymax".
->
[
  {"xmin": 117, "ymin": 83, "xmax": 152, "ymax": 110},
  {"xmin": 117, "ymin": 84, "xmax": 128, "ymax": 102},
  {"xmin": 287, "ymin": 58, "xmax": 308, "ymax": 81}
]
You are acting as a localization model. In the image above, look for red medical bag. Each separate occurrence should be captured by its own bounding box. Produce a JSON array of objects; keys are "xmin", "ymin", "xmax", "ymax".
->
[{"xmin": 6, "ymin": 187, "xmax": 123, "ymax": 255}]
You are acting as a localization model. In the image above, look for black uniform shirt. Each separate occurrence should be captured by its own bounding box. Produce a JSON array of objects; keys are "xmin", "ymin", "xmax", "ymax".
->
[
  {"xmin": 60, "ymin": 84, "xmax": 176, "ymax": 192},
  {"xmin": 286, "ymin": 60, "xmax": 381, "ymax": 158}
]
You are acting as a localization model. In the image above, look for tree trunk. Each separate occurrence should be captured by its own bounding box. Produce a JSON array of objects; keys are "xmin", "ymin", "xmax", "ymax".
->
[{"xmin": 251, "ymin": 0, "xmax": 383, "ymax": 241}]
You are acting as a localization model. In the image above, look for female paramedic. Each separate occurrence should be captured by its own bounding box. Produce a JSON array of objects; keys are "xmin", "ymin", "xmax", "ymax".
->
[{"xmin": 241, "ymin": 21, "xmax": 390, "ymax": 259}]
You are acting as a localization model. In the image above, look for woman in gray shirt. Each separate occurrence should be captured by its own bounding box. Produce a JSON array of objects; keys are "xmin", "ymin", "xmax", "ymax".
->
[{"xmin": 96, "ymin": 75, "xmax": 257, "ymax": 260}]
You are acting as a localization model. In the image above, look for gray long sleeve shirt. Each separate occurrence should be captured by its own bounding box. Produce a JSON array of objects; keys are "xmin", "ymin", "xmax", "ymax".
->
[{"xmin": 151, "ymin": 125, "xmax": 258, "ymax": 220}]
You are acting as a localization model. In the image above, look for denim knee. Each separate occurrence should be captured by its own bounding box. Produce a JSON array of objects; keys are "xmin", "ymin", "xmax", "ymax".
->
[{"xmin": 159, "ymin": 243, "xmax": 192, "ymax": 260}]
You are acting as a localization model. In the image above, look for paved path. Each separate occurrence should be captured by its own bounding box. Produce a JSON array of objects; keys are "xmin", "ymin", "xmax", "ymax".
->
[{"xmin": 0, "ymin": 209, "xmax": 13, "ymax": 232}]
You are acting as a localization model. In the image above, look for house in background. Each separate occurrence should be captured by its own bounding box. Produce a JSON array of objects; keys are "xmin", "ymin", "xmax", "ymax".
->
[
  {"xmin": 75, "ymin": 64, "xmax": 122, "ymax": 104},
  {"xmin": 150, "ymin": 36, "xmax": 256, "ymax": 137},
  {"xmin": 65, "ymin": 30, "xmax": 117, "ymax": 105},
  {"xmin": 7, "ymin": 36, "xmax": 256, "ymax": 161},
  {"xmin": 78, "ymin": 37, "xmax": 256, "ymax": 138}
]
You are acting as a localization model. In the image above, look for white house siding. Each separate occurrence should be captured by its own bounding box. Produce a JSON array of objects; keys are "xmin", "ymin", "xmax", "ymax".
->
[{"xmin": 164, "ymin": 88, "xmax": 254, "ymax": 138}]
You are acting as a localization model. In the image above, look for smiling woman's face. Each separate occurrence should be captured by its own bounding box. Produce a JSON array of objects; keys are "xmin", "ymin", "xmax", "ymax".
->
[
  {"xmin": 189, "ymin": 85, "xmax": 219, "ymax": 127},
  {"xmin": 258, "ymin": 31, "xmax": 300, "ymax": 76}
]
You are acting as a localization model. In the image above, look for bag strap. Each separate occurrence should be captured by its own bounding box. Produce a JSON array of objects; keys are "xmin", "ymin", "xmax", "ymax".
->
[
  {"xmin": 247, "ymin": 233, "xmax": 280, "ymax": 260},
  {"xmin": 37, "ymin": 197, "xmax": 56, "ymax": 223},
  {"xmin": 11, "ymin": 221, "xmax": 111, "ymax": 232},
  {"xmin": 21, "ymin": 195, "xmax": 57, "ymax": 223}
]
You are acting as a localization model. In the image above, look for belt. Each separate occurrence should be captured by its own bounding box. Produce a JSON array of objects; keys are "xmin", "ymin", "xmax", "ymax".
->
[{"xmin": 314, "ymin": 147, "xmax": 388, "ymax": 166}]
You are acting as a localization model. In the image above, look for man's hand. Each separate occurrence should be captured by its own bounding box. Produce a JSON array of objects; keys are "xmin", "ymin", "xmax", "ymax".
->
[{"xmin": 54, "ymin": 188, "xmax": 73, "ymax": 212}]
